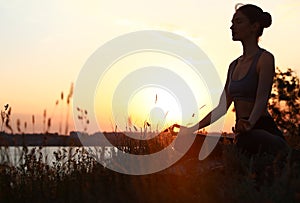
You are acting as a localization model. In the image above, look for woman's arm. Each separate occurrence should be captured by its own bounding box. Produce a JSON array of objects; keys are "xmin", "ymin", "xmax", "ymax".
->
[
  {"xmin": 192, "ymin": 64, "xmax": 234, "ymax": 130},
  {"xmin": 196, "ymin": 85, "xmax": 233, "ymax": 130},
  {"xmin": 247, "ymin": 51, "xmax": 275, "ymax": 127},
  {"xmin": 175, "ymin": 85, "xmax": 233, "ymax": 134}
]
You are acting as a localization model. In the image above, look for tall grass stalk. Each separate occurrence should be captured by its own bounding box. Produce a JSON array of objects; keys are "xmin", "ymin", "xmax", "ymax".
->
[
  {"xmin": 43, "ymin": 109, "xmax": 46, "ymax": 133},
  {"xmin": 32, "ymin": 115, "xmax": 35, "ymax": 134},
  {"xmin": 64, "ymin": 83, "xmax": 73, "ymax": 135},
  {"xmin": 59, "ymin": 92, "xmax": 64, "ymax": 134}
]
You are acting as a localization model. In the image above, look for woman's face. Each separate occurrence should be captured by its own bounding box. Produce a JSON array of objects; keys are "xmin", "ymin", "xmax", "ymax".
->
[{"xmin": 230, "ymin": 11, "xmax": 258, "ymax": 41}]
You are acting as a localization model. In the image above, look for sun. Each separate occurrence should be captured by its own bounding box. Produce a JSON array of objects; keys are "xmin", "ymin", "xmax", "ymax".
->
[
  {"xmin": 126, "ymin": 86, "xmax": 182, "ymax": 131},
  {"xmin": 93, "ymin": 51, "xmax": 212, "ymax": 133}
]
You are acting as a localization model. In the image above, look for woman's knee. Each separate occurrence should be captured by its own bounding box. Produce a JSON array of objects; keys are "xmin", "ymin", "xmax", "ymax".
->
[{"xmin": 236, "ymin": 129, "xmax": 288, "ymax": 155}]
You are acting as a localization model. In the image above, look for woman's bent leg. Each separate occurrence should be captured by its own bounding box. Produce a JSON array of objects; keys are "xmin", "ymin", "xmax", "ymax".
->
[{"xmin": 236, "ymin": 129, "xmax": 289, "ymax": 155}]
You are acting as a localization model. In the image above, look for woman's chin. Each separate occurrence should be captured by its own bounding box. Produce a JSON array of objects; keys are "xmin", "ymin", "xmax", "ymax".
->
[{"xmin": 232, "ymin": 36, "xmax": 240, "ymax": 41}]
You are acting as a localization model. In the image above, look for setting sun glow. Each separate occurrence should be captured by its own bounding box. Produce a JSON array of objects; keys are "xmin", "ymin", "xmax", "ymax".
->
[
  {"xmin": 93, "ymin": 52, "xmax": 211, "ymax": 133},
  {"xmin": 0, "ymin": 1, "xmax": 299, "ymax": 134}
]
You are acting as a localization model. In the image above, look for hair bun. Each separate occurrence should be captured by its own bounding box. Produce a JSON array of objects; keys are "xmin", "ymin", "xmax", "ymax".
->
[{"xmin": 261, "ymin": 12, "xmax": 272, "ymax": 28}]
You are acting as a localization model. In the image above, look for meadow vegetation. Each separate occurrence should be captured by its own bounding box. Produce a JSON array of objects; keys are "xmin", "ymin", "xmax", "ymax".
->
[
  {"xmin": 0, "ymin": 67, "xmax": 299, "ymax": 202},
  {"xmin": 0, "ymin": 137, "xmax": 299, "ymax": 202}
]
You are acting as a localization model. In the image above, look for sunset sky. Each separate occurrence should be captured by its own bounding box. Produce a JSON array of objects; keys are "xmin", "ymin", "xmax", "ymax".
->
[{"xmin": 0, "ymin": 0, "xmax": 299, "ymax": 134}]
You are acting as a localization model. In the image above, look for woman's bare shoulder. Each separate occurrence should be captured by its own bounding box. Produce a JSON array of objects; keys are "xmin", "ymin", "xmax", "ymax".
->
[
  {"xmin": 257, "ymin": 49, "xmax": 275, "ymax": 72},
  {"xmin": 228, "ymin": 56, "xmax": 240, "ymax": 70},
  {"xmin": 260, "ymin": 49, "xmax": 274, "ymax": 62}
]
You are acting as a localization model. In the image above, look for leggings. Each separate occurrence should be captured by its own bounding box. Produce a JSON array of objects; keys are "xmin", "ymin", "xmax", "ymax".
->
[{"xmin": 235, "ymin": 116, "xmax": 288, "ymax": 155}]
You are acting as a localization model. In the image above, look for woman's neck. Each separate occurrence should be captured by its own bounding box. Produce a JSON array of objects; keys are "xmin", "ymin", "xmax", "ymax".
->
[{"xmin": 241, "ymin": 39, "xmax": 260, "ymax": 58}]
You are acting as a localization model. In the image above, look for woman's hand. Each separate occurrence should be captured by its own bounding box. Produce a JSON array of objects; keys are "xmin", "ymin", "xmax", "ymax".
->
[
  {"xmin": 235, "ymin": 119, "xmax": 253, "ymax": 133},
  {"xmin": 170, "ymin": 124, "xmax": 198, "ymax": 153},
  {"xmin": 170, "ymin": 123, "xmax": 198, "ymax": 135}
]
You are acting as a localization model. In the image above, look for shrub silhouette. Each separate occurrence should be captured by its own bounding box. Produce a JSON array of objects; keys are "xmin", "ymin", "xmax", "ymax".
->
[{"xmin": 268, "ymin": 67, "xmax": 300, "ymax": 136}]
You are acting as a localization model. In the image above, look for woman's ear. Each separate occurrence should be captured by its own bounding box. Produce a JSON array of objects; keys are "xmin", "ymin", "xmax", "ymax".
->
[{"xmin": 251, "ymin": 22, "xmax": 260, "ymax": 34}]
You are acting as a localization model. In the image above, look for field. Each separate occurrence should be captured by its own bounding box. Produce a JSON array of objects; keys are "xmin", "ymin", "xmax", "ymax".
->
[{"xmin": 0, "ymin": 132, "xmax": 300, "ymax": 203}]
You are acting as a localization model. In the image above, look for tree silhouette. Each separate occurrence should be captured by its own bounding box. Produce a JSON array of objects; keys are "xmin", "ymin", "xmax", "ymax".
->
[{"xmin": 268, "ymin": 67, "xmax": 300, "ymax": 136}]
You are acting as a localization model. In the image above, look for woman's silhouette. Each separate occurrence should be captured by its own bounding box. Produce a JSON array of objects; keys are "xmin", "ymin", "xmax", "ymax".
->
[{"xmin": 175, "ymin": 4, "xmax": 288, "ymax": 155}]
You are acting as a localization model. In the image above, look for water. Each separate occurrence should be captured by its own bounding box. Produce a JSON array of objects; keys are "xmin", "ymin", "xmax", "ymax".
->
[{"xmin": 0, "ymin": 146, "xmax": 117, "ymax": 167}]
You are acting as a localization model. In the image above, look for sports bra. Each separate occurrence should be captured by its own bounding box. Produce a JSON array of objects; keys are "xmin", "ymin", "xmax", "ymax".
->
[{"xmin": 228, "ymin": 48, "xmax": 265, "ymax": 102}]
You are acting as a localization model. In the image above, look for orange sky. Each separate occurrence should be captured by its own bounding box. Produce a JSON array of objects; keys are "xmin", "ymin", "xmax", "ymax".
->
[{"xmin": 0, "ymin": 0, "xmax": 299, "ymax": 134}]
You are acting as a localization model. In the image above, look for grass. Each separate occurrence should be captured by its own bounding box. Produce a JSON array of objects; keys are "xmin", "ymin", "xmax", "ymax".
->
[
  {"xmin": 0, "ymin": 134, "xmax": 300, "ymax": 203},
  {"xmin": 0, "ymin": 67, "xmax": 298, "ymax": 202}
]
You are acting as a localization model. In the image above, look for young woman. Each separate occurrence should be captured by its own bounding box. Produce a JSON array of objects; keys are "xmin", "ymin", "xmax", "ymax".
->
[{"xmin": 175, "ymin": 4, "xmax": 288, "ymax": 155}]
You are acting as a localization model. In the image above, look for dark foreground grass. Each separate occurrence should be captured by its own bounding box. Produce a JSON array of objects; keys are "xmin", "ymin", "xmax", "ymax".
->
[{"xmin": 0, "ymin": 137, "xmax": 300, "ymax": 203}]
